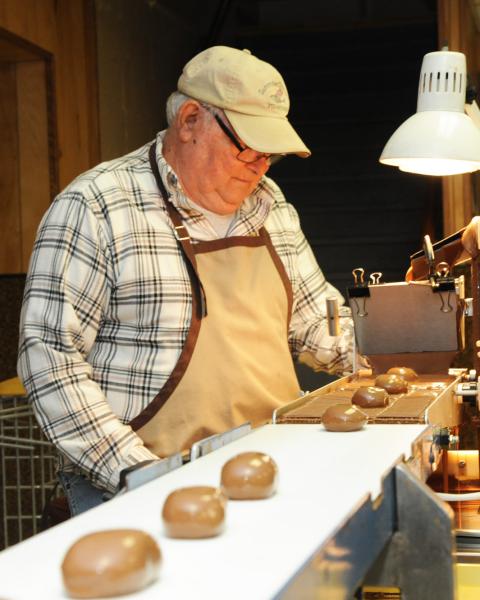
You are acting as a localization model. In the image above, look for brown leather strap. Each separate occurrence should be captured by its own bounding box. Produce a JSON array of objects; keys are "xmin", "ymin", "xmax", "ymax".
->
[{"xmin": 148, "ymin": 142, "xmax": 207, "ymax": 318}]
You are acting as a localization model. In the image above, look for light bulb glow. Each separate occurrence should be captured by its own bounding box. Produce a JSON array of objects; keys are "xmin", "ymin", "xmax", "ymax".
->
[{"xmin": 380, "ymin": 157, "xmax": 480, "ymax": 176}]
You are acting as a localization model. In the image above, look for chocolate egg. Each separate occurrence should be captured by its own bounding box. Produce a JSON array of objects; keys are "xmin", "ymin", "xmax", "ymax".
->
[
  {"xmin": 352, "ymin": 386, "xmax": 388, "ymax": 408},
  {"xmin": 61, "ymin": 529, "xmax": 161, "ymax": 598},
  {"xmin": 162, "ymin": 486, "xmax": 226, "ymax": 539},
  {"xmin": 387, "ymin": 366, "xmax": 418, "ymax": 382},
  {"xmin": 375, "ymin": 373, "xmax": 408, "ymax": 394},
  {"xmin": 221, "ymin": 452, "xmax": 278, "ymax": 500},
  {"xmin": 322, "ymin": 404, "xmax": 367, "ymax": 432}
]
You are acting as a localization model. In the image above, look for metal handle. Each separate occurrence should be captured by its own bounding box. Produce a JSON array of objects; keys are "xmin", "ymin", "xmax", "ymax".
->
[
  {"xmin": 423, "ymin": 234, "xmax": 435, "ymax": 265},
  {"xmin": 352, "ymin": 267, "xmax": 365, "ymax": 285},
  {"xmin": 435, "ymin": 261, "xmax": 450, "ymax": 278},
  {"xmin": 326, "ymin": 296, "xmax": 340, "ymax": 336}
]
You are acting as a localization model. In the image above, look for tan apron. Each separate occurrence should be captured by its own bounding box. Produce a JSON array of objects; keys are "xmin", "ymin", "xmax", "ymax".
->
[{"xmin": 129, "ymin": 144, "xmax": 300, "ymax": 456}]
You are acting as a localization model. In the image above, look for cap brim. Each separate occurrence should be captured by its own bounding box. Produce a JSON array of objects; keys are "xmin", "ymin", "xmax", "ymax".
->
[{"xmin": 225, "ymin": 110, "xmax": 311, "ymax": 158}]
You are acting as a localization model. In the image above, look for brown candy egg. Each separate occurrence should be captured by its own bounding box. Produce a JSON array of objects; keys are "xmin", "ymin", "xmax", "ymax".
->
[
  {"xmin": 61, "ymin": 529, "xmax": 161, "ymax": 598},
  {"xmin": 387, "ymin": 366, "xmax": 418, "ymax": 382},
  {"xmin": 375, "ymin": 373, "xmax": 408, "ymax": 394},
  {"xmin": 221, "ymin": 452, "xmax": 278, "ymax": 500},
  {"xmin": 162, "ymin": 486, "xmax": 226, "ymax": 539},
  {"xmin": 322, "ymin": 404, "xmax": 367, "ymax": 432},
  {"xmin": 352, "ymin": 386, "xmax": 389, "ymax": 408}
]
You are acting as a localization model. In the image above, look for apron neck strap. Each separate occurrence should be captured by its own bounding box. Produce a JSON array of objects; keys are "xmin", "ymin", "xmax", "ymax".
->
[{"xmin": 149, "ymin": 142, "xmax": 207, "ymax": 318}]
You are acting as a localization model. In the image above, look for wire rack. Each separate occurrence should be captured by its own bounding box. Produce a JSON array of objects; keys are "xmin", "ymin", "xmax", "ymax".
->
[{"xmin": 0, "ymin": 394, "xmax": 58, "ymax": 550}]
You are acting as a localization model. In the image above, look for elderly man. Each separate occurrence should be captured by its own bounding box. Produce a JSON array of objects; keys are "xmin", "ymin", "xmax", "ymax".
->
[{"xmin": 18, "ymin": 46, "xmax": 355, "ymax": 514}]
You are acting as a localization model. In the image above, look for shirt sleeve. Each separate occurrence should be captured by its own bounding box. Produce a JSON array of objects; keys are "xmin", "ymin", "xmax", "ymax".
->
[{"xmin": 17, "ymin": 191, "xmax": 157, "ymax": 493}]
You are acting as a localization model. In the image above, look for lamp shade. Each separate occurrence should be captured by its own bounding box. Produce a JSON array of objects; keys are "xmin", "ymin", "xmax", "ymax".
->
[{"xmin": 379, "ymin": 50, "xmax": 480, "ymax": 176}]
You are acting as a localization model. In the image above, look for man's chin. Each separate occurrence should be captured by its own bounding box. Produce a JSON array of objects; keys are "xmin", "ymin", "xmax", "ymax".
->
[
  {"xmin": 219, "ymin": 198, "xmax": 246, "ymax": 214},
  {"xmin": 219, "ymin": 189, "xmax": 250, "ymax": 204},
  {"xmin": 231, "ymin": 180, "xmax": 257, "ymax": 196}
]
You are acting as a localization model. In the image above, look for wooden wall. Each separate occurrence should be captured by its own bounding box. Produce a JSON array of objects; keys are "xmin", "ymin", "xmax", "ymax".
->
[
  {"xmin": 0, "ymin": 0, "xmax": 100, "ymax": 273},
  {"xmin": 438, "ymin": 0, "xmax": 480, "ymax": 235}
]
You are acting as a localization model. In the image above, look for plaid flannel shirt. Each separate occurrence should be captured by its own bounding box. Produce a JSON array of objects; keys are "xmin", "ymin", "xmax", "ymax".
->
[{"xmin": 18, "ymin": 131, "xmax": 355, "ymax": 493}]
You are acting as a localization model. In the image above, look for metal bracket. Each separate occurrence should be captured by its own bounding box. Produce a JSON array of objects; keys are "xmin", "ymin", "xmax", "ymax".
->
[
  {"xmin": 190, "ymin": 422, "xmax": 252, "ymax": 461},
  {"xmin": 361, "ymin": 463, "xmax": 455, "ymax": 599},
  {"xmin": 115, "ymin": 453, "xmax": 183, "ymax": 496},
  {"xmin": 274, "ymin": 462, "xmax": 455, "ymax": 599}
]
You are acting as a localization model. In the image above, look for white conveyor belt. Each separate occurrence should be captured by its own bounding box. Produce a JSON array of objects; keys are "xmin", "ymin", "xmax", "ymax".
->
[{"xmin": 0, "ymin": 423, "xmax": 428, "ymax": 599}]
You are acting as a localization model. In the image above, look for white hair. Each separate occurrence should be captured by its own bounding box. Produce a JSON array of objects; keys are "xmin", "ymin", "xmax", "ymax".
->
[
  {"xmin": 166, "ymin": 91, "xmax": 193, "ymax": 125},
  {"xmin": 165, "ymin": 91, "xmax": 222, "ymax": 126}
]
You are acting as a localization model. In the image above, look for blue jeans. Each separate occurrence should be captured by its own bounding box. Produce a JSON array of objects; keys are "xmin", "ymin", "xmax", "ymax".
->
[{"xmin": 57, "ymin": 471, "xmax": 109, "ymax": 516}]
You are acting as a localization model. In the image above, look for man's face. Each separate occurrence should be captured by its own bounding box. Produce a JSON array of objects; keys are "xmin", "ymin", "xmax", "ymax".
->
[{"xmin": 182, "ymin": 106, "xmax": 271, "ymax": 215}]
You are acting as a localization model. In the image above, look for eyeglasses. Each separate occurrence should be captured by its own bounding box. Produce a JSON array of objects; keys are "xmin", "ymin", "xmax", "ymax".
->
[{"xmin": 203, "ymin": 105, "xmax": 284, "ymax": 165}]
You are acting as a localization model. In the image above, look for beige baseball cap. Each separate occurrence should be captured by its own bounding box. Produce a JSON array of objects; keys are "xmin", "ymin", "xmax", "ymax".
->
[{"xmin": 177, "ymin": 46, "xmax": 311, "ymax": 158}]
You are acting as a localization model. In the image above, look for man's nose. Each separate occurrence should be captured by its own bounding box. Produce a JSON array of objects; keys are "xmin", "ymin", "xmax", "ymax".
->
[{"xmin": 246, "ymin": 158, "xmax": 269, "ymax": 175}]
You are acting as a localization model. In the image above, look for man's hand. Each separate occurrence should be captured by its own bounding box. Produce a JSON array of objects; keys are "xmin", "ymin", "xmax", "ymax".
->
[{"xmin": 462, "ymin": 216, "xmax": 480, "ymax": 258}]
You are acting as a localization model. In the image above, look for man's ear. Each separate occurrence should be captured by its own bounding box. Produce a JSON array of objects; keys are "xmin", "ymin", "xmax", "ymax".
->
[{"xmin": 176, "ymin": 100, "xmax": 202, "ymax": 142}]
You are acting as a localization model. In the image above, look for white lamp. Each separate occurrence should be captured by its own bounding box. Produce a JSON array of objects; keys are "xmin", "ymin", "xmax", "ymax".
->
[{"xmin": 379, "ymin": 50, "xmax": 480, "ymax": 176}]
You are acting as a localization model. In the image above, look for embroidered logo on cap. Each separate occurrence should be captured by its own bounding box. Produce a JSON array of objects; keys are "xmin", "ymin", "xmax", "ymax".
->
[{"xmin": 258, "ymin": 81, "xmax": 287, "ymax": 112}]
